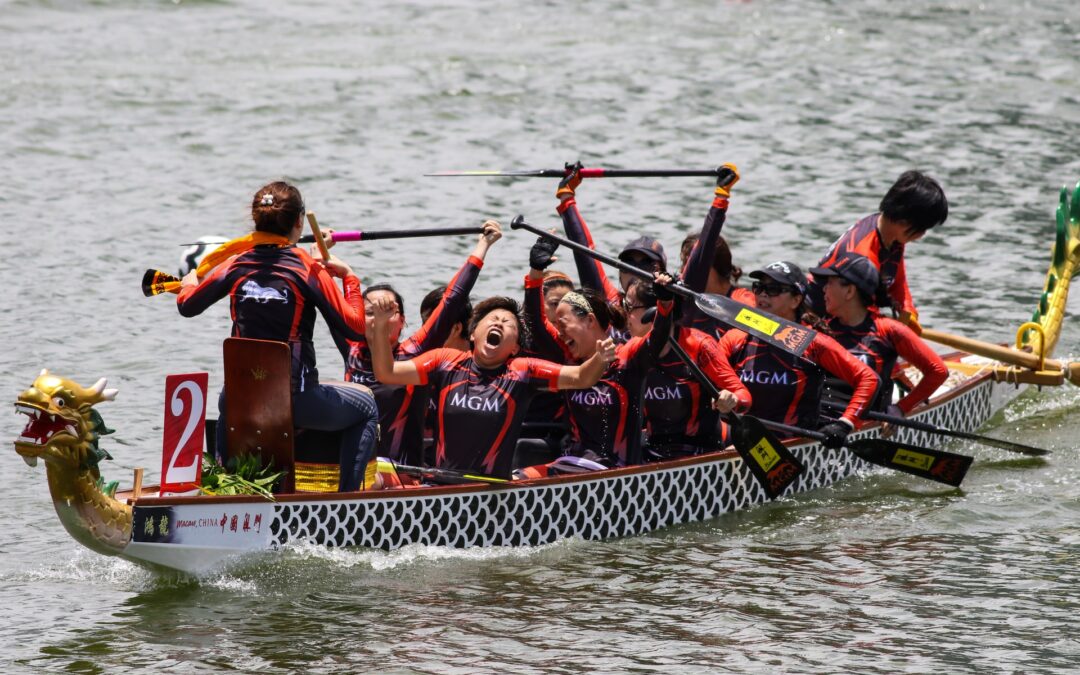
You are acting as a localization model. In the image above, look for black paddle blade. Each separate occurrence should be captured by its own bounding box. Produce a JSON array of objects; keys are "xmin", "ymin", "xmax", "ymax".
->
[
  {"xmin": 846, "ymin": 438, "xmax": 973, "ymax": 487},
  {"xmin": 731, "ymin": 415, "xmax": 804, "ymax": 499},
  {"xmin": 141, "ymin": 269, "xmax": 180, "ymax": 297},
  {"xmin": 693, "ymin": 294, "xmax": 815, "ymax": 358}
]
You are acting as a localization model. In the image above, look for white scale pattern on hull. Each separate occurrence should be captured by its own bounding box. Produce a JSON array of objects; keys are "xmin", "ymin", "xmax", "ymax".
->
[{"xmin": 269, "ymin": 377, "xmax": 1004, "ymax": 550}]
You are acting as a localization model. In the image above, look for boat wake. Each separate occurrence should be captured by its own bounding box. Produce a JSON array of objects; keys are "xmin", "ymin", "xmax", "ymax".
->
[{"xmin": 278, "ymin": 538, "xmax": 572, "ymax": 571}]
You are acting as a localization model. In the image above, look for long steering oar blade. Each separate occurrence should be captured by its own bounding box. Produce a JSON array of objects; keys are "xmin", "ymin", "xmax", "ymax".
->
[
  {"xmin": 666, "ymin": 337, "xmax": 803, "ymax": 498},
  {"xmin": 427, "ymin": 167, "xmax": 736, "ymax": 179},
  {"xmin": 392, "ymin": 463, "xmax": 509, "ymax": 485},
  {"xmin": 760, "ymin": 419, "xmax": 972, "ymax": 487},
  {"xmin": 824, "ymin": 405, "xmax": 1049, "ymax": 457},
  {"xmin": 296, "ymin": 226, "xmax": 484, "ymax": 244},
  {"xmin": 510, "ymin": 215, "xmax": 817, "ymax": 359}
]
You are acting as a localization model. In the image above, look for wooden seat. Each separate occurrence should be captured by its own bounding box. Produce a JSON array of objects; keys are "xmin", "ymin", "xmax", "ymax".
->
[{"xmin": 222, "ymin": 338, "xmax": 295, "ymax": 493}]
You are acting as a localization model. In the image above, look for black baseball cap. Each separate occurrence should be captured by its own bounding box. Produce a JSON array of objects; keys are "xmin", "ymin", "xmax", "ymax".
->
[
  {"xmin": 749, "ymin": 261, "xmax": 809, "ymax": 296},
  {"xmin": 810, "ymin": 251, "xmax": 880, "ymax": 299},
  {"xmin": 619, "ymin": 236, "xmax": 667, "ymax": 269}
]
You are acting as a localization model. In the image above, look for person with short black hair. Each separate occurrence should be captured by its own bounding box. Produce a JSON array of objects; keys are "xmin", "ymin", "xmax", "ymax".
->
[
  {"xmin": 809, "ymin": 170, "xmax": 948, "ymax": 332},
  {"xmin": 810, "ymin": 251, "xmax": 947, "ymax": 416}
]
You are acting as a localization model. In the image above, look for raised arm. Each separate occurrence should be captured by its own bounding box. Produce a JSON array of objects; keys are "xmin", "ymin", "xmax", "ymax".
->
[
  {"xmin": 367, "ymin": 295, "xmax": 423, "ymax": 385},
  {"xmin": 407, "ymin": 220, "xmax": 501, "ymax": 354},
  {"xmin": 555, "ymin": 163, "xmax": 622, "ymax": 303},
  {"xmin": 682, "ymin": 163, "xmax": 739, "ymax": 290},
  {"xmin": 523, "ymin": 238, "xmax": 574, "ymax": 361}
]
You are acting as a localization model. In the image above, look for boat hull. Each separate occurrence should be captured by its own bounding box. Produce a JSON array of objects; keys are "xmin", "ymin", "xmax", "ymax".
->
[{"xmin": 125, "ymin": 368, "xmax": 1017, "ymax": 575}]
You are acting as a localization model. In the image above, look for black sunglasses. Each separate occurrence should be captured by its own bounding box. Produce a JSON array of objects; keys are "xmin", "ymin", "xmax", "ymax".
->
[{"xmin": 751, "ymin": 281, "xmax": 794, "ymax": 297}]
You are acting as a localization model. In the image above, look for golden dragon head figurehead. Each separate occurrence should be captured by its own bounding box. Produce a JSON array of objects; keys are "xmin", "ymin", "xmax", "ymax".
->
[{"xmin": 14, "ymin": 370, "xmax": 118, "ymax": 471}]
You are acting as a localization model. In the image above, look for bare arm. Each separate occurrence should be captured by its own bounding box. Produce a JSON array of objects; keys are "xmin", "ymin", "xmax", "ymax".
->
[{"xmin": 556, "ymin": 338, "xmax": 616, "ymax": 389}]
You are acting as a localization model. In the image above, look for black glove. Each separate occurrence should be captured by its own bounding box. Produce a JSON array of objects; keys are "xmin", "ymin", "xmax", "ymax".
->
[
  {"xmin": 530, "ymin": 236, "xmax": 559, "ymax": 271},
  {"xmin": 818, "ymin": 421, "xmax": 850, "ymax": 449},
  {"xmin": 652, "ymin": 274, "xmax": 678, "ymax": 302}
]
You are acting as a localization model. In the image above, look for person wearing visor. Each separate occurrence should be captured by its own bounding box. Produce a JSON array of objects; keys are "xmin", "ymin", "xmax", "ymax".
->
[
  {"xmin": 808, "ymin": 170, "xmax": 948, "ymax": 333},
  {"xmin": 811, "ymin": 251, "xmax": 947, "ymax": 416},
  {"xmin": 715, "ymin": 260, "xmax": 880, "ymax": 449}
]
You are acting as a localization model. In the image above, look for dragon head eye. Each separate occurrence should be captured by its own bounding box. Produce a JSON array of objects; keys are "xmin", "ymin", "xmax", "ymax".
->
[{"xmin": 52, "ymin": 396, "xmax": 67, "ymax": 409}]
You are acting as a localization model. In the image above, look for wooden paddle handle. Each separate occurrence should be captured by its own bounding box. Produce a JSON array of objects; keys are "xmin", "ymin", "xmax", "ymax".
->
[
  {"xmin": 306, "ymin": 212, "xmax": 332, "ymax": 262},
  {"xmin": 923, "ymin": 328, "xmax": 1080, "ymax": 385}
]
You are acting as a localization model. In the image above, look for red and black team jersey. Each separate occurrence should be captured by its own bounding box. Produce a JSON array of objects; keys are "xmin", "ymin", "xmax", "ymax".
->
[
  {"xmin": 716, "ymin": 328, "xmax": 879, "ymax": 432},
  {"xmin": 177, "ymin": 244, "xmax": 365, "ymax": 393},
  {"xmin": 812, "ymin": 213, "xmax": 914, "ymax": 316},
  {"xmin": 643, "ymin": 327, "xmax": 752, "ymax": 458},
  {"xmin": 411, "ymin": 348, "xmax": 563, "ymax": 478},
  {"xmin": 330, "ymin": 255, "xmax": 483, "ymax": 461},
  {"xmin": 524, "ymin": 276, "xmax": 670, "ymax": 466},
  {"xmin": 557, "ymin": 197, "xmax": 623, "ymax": 305},
  {"xmin": 824, "ymin": 313, "xmax": 948, "ymax": 414},
  {"xmin": 679, "ymin": 194, "xmax": 757, "ymax": 337}
]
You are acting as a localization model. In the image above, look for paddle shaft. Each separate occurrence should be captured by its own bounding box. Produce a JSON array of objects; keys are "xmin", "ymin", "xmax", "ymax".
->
[
  {"xmin": 824, "ymin": 404, "xmax": 1049, "ymax": 456},
  {"xmin": 429, "ymin": 167, "xmax": 736, "ymax": 179},
  {"xmin": 922, "ymin": 328, "xmax": 1080, "ymax": 386},
  {"xmin": 296, "ymin": 226, "xmax": 484, "ymax": 244},
  {"xmin": 392, "ymin": 463, "xmax": 508, "ymax": 485}
]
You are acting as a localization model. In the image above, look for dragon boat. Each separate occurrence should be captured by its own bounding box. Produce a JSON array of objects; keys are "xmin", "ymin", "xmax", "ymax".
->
[{"xmin": 14, "ymin": 183, "xmax": 1080, "ymax": 576}]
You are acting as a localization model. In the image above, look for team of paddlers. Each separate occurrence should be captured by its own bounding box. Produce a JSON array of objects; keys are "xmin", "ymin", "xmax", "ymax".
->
[{"xmin": 175, "ymin": 164, "xmax": 950, "ymax": 490}]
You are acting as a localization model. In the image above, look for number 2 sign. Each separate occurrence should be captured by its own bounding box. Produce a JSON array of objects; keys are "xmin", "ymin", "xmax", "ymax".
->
[{"xmin": 161, "ymin": 373, "xmax": 209, "ymax": 495}]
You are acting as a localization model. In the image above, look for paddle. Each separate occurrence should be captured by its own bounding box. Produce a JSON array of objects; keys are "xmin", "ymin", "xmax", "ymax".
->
[
  {"xmin": 921, "ymin": 328, "xmax": 1080, "ymax": 386},
  {"xmin": 145, "ymin": 225, "xmax": 488, "ymax": 297},
  {"xmin": 427, "ymin": 167, "xmax": 737, "ymax": 179},
  {"xmin": 391, "ymin": 463, "xmax": 509, "ymax": 485},
  {"xmin": 822, "ymin": 403, "xmax": 1049, "ymax": 456},
  {"xmin": 759, "ymin": 419, "xmax": 973, "ymax": 487},
  {"xmin": 179, "ymin": 227, "xmax": 486, "ymax": 246},
  {"xmin": 510, "ymin": 215, "xmax": 818, "ymax": 359},
  {"xmin": 665, "ymin": 336, "xmax": 803, "ymax": 499}
]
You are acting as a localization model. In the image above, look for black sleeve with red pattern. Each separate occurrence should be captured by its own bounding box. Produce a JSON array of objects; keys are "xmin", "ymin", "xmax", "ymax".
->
[
  {"xmin": 557, "ymin": 198, "xmax": 621, "ymax": 304},
  {"xmin": 404, "ymin": 255, "xmax": 484, "ymax": 358},
  {"xmin": 176, "ymin": 257, "xmax": 235, "ymax": 317}
]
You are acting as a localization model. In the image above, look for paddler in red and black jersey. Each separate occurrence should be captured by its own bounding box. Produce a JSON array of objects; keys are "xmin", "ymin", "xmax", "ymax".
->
[
  {"xmin": 621, "ymin": 279, "xmax": 753, "ymax": 461},
  {"xmin": 679, "ymin": 163, "xmax": 757, "ymax": 337},
  {"xmin": 553, "ymin": 162, "xmax": 667, "ymax": 309},
  {"xmin": 808, "ymin": 170, "xmax": 949, "ymax": 333},
  {"xmin": 368, "ymin": 296, "xmax": 616, "ymax": 479},
  {"xmin": 524, "ymin": 247, "xmax": 673, "ymax": 466},
  {"xmin": 327, "ymin": 221, "xmax": 502, "ymax": 464},
  {"xmin": 176, "ymin": 181, "xmax": 379, "ymax": 492},
  {"xmin": 811, "ymin": 251, "xmax": 948, "ymax": 415},
  {"xmin": 715, "ymin": 260, "xmax": 880, "ymax": 449}
]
